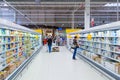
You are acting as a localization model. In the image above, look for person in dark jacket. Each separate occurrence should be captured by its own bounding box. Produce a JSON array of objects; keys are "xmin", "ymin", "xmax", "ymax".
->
[
  {"xmin": 72, "ymin": 36, "xmax": 79, "ymax": 60},
  {"xmin": 47, "ymin": 36, "xmax": 52, "ymax": 53}
]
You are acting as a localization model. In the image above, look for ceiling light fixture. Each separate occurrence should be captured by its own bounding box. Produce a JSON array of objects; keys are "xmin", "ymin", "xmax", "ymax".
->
[
  {"xmin": 3, "ymin": 3, "xmax": 8, "ymax": 6},
  {"xmin": 104, "ymin": 3, "xmax": 120, "ymax": 7}
]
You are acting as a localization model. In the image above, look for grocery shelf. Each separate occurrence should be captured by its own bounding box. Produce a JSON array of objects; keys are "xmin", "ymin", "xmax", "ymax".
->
[
  {"xmin": 0, "ymin": 53, "xmax": 18, "ymax": 63},
  {"xmin": 0, "ymin": 18, "xmax": 42, "ymax": 80},
  {"xmin": 77, "ymin": 53, "xmax": 120, "ymax": 80},
  {"xmin": 5, "ymin": 46, "xmax": 41, "ymax": 80},
  {"xmin": 67, "ymin": 21, "xmax": 120, "ymax": 80}
]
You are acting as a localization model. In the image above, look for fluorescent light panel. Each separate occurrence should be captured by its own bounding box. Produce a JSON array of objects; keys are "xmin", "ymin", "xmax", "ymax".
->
[{"xmin": 104, "ymin": 3, "xmax": 120, "ymax": 7}]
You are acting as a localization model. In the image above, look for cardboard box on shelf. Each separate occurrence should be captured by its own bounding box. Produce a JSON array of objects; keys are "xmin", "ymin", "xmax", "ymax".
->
[
  {"xmin": 52, "ymin": 47, "xmax": 59, "ymax": 52},
  {"xmin": 4, "ymin": 67, "xmax": 10, "ymax": 74},
  {"xmin": 3, "ymin": 71, "xmax": 9, "ymax": 79},
  {"xmin": 95, "ymin": 58, "xmax": 101, "ymax": 64},
  {"xmin": 0, "ymin": 72, "xmax": 4, "ymax": 80},
  {"xmin": 20, "ymin": 57, "xmax": 25, "ymax": 62},
  {"xmin": 115, "ymin": 63, "xmax": 120, "ymax": 74},
  {"xmin": 8, "ymin": 63, "xmax": 17, "ymax": 73},
  {"xmin": 105, "ymin": 61, "xmax": 116, "ymax": 72},
  {"xmin": 16, "ymin": 62, "xmax": 20, "ymax": 67},
  {"xmin": 83, "ymin": 51, "xmax": 87, "ymax": 55},
  {"xmin": 15, "ymin": 61, "xmax": 22, "ymax": 67},
  {"xmin": 92, "ymin": 55, "xmax": 99, "ymax": 61},
  {"xmin": 100, "ymin": 57, "xmax": 104, "ymax": 64}
]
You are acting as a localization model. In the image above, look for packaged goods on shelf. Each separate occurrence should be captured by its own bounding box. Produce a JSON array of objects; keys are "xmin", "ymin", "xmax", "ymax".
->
[
  {"xmin": 115, "ymin": 63, "xmax": 120, "ymax": 74},
  {"xmin": 0, "ymin": 70, "xmax": 9, "ymax": 80},
  {"xmin": 0, "ymin": 37, "xmax": 2, "ymax": 43},
  {"xmin": 0, "ymin": 45, "xmax": 2, "ymax": 52},
  {"xmin": 0, "ymin": 18, "xmax": 41, "ymax": 80},
  {"xmin": 104, "ymin": 60, "xmax": 116, "ymax": 71},
  {"xmin": 1, "ymin": 29, "xmax": 6, "ymax": 35},
  {"xmin": 0, "ymin": 72, "xmax": 4, "ymax": 80},
  {"xmin": 68, "ymin": 21, "xmax": 120, "ymax": 79},
  {"xmin": 1, "ymin": 71, "xmax": 8, "ymax": 79},
  {"xmin": 14, "ymin": 61, "xmax": 21, "ymax": 68},
  {"xmin": 3, "ymin": 71, "xmax": 9, "ymax": 79},
  {"xmin": 86, "ymin": 52, "xmax": 91, "ymax": 58}
]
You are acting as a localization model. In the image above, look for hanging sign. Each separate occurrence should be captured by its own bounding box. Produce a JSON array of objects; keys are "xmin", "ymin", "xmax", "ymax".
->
[
  {"xmin": 66, "ymin": 29, "xmax": 81, "ymax": 34},
  {"xmin": 34, "ymin": 29, "xmax": 42, "ymax": 34}
]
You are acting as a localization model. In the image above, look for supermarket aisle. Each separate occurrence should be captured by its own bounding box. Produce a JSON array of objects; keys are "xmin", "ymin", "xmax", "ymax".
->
[{"xmin": 19, "ymin": 46, "xmax": 109, "ymax": 80}]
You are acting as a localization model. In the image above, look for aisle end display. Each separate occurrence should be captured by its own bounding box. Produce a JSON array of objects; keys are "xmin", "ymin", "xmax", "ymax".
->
[{"xmin": 0, "ymin": 18, "xmax": 42, "ymax": 80}]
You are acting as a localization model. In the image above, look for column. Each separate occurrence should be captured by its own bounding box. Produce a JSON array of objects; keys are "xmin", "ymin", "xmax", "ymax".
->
[
  {"xmin": 84, "ymin": 0, "xmax": 90, "ymax": 29},
  {"xmin": 117, "ymin": 0, "xmax": 119, "ymax": 21},
  {"xmin": 14, "ymin": 11, "xmax": 17, "ymax": 23},
  {"xmin": 72, "ymin": 12, "xmax": 75, "ymax": 29}
]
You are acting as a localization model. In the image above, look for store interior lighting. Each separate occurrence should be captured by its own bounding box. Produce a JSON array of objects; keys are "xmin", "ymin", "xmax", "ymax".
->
[
  {"xmin": 3, "ymin": 3, "xmax": 8, "ymax": 6},
  {"xmin": 104, "ymin": 3, "xmax": 120, "ymax": 7}
]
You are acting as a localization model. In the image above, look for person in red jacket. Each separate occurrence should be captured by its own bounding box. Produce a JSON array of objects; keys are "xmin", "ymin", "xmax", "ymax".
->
[{"xmin": 43, "ymin": 38, "xmax": 47, "ymax": 45}]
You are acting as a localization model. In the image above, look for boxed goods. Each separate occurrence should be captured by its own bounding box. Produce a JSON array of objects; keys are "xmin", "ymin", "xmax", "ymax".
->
[
  {"xmin": 20, "ymin": 57, "xmax": 25, "ymax": 62},
  {"xmin": 8, "ymin": 63, "xmax": 16, "ymax": 73},
  {"xmin": 115, "ymin": 63, "xmax": 120, "ymax": 74},
  {"xmin": 105, "ymin": 61, "xmax": 115, "ymax": 71},
  {"xmin": 95, "ymin": 58, "xmax": 101, "ymax": 64},
  {"xmin": 15, "ymin": 61, "xmax": 21, "ymax": 67},
  {"xmin": 4, "ymin": 67, "xmax": 10, "ymax": 74},
  {"xmin": 92, "ymin": 55, "xmax": 101, "ymax": 63},
  {"xmin": 3, "ymin": 71, "xmax": 9, "ymax": 79},
  {"xmin": 86, "ymin": 52, "xmax": 91, "ymax": 58},
  {"xmin": 104, "ymin": 60, "xmax": 120, "ymax": 74},
  {"xmin": 92, "ymin": 55, "xmax": 99, "ymax": 60},
  {"xmin": 52, "ymin": 47, "xmax": 59, "ymax": 52},
  {"xmin": 0, "ymin": 70, "xmax": 9, "ymax": 80},
  {"xmin": 0, "ymin": 72, "xmax": 4, "ymax": 80},
  {"xmin": 83, "ymin": 50, "xmax": 87, "ymax": 55}
]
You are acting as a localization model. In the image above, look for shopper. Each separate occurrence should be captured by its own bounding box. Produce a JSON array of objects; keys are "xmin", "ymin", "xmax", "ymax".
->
[
  {"xmin": 72, "ymin": 36, "xmax": 79, "ymax": 60},
  {"xmin": 47, "ymin": 35, "xmax": 52, "ymax": 53},
  {"xmin": 60, "ymin": 37, "xmax": 63, "ymax": 46},
  {"xmin": 56, "ymin": 36, "xmax": 60, "ymax": 46}
]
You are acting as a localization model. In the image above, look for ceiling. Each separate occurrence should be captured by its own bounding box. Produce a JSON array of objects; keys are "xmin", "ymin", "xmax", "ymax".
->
[
  {"xmin": 0, "ymin": 0, "xmax": 120, "ymax": 28},
  {"xmin": 4, "ymin": 0, "xmax": 120, "ymax": 2}
]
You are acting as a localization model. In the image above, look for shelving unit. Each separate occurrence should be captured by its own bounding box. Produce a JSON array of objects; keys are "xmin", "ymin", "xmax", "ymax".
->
[
  {"xmin": 68, "ymin": 21, "xmax": 120, "ymax": 80},
  {"xmin": 0, "ymin": 18, "xmax": 42, "ymax": 80}
]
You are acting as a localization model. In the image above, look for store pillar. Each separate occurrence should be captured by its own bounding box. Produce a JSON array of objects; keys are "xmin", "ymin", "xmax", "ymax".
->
[
  {"xmin": 72, "ymin": 12, "xmax": 75, "ymax": 29},
  {"xmin": 84, "ymin": 0, "xmax": 90, "ymax": 29}
]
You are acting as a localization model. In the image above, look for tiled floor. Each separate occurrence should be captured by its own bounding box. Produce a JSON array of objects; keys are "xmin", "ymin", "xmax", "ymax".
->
[{"xmin": 19, "ymin": 46, "xmax": 109, "ymax": 80}]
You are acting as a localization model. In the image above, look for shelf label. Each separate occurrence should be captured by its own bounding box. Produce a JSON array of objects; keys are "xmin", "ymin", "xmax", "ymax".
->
[
  {"xmin": 66, "ymin": 29, "xmax": 81, "ymax": 34},
  {"xmin": 67, "ymin": 34, "xmax": 71, "ymax": 38},
  {"xmin": 35, "ymin": 35, "xmax": 39, "ymax": 39},
  {"xmin": 87, "ymin": 34, "xmax": 92, "ymax": 40},
  {"xmin": 34, "ymin": 29, "xmax": 42, "ymax": 34}
]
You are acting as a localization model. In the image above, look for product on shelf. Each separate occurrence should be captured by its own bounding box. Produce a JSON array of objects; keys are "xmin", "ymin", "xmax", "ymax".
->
[
  {"xmin": 8, "ymin": 63, "xmax": 16, "ymax": 73},
  {"xmin": 1, "ymin": 29, "xmax": 6, "ymax": 35},
  {"xmin": 0, "ymin": 37, "xmax": 2, "ymax": 43},
  {"xmin": 0, "ymin": 71, "xmax": 4, "ymax": 80},
  {"xmin": 68, "ymin": 24, "xmax": 120, "ymax": 77},
  {"xmin": 0, "ymin": 19, "xmax": 41, "ymax": 80}
]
